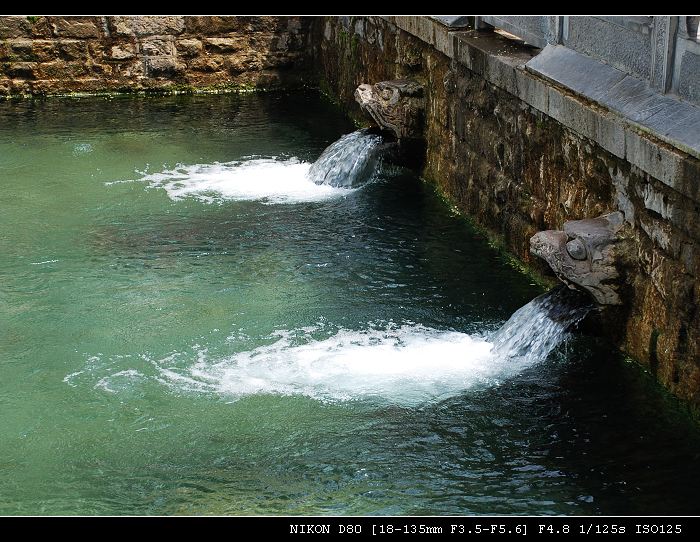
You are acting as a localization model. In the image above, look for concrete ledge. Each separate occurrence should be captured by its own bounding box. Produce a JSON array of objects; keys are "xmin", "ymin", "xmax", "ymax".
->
[
  {"xmin": 385, "ymin": 16, "xmax": 700, "ymax": 204},
  {"xmin": 528, "ymin": 45, "xmax": 700, "ymax": 160},
  {"xmin": 429, "ymin": 16, "xmax": 472, "ymax": 29}
]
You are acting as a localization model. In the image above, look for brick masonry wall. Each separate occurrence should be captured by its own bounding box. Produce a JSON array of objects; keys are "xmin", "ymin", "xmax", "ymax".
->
[{"xmin": 0, "ymin": 16, "xmax": 313, "ymax": 96}]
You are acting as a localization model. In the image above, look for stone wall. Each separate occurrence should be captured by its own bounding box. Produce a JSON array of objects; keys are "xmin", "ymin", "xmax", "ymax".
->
[
  {"xmin": 314, "ymin": 16, "xmax": 700, "ymax": 413},
  {"xmin": 0, "ymin": 16, "xmax": 312, "ymax": 96}
]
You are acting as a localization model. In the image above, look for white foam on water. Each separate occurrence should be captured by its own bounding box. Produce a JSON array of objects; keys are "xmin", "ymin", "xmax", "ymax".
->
[
  {"xmin": 153, "ymin": 294, "xmax": 585, "ymax": 405},
  {"xmin": 131, "ymin": 158, "xmax": 355, "ymax": 204},
  {"xmin": 95, "ymin": 369, "xmax": 145, "ymax": 394},
  {"xmin": 69, "ymin": 288, "xmax": 589, "ymax": 407},
  {"xmin": 63, "ymin": 370, "xmax": 84, "ymax": 387},
  {"xmin": 150, "ymin": 326, "xmax": 537, "ymax": 406},
  {"xmin": 72, "ymin": 143, "xmax": 93, "ymax": 156}
]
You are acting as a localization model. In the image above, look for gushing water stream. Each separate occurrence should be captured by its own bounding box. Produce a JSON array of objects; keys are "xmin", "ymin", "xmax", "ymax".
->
[
  {"xmin": 308, "ymin": 129, "xmax": 383, "ymax": 188},
  {"xmin": 491, "ymin": 286, "xmax": 592, "ymax": 361}
]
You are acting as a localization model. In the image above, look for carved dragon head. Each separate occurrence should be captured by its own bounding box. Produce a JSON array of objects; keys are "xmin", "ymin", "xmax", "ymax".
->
[
  {"xmin": 354, "ymin": 80, "xmax": 424, "ymax": 140},
  {"xmin": 530, "ymin": 211, "xmax": 629, "ymax": 305}
]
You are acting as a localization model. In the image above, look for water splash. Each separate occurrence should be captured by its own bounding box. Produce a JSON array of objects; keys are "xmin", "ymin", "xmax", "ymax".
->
[
  {"xmin": 491, "ymin": 286, "xmax": 592, "ymax": 362},
  {"xmin": 113, "ymin": 130, "xmax": 383, "ymax": 202},
  {"xmin": 72, "ymin": 143, "xmax": 93, "ymax": 156},
  {"xmin": 307, "ymin": 129, "xmax": 383, "ymax": 188},
  {"xmin": 70, "ymin": 288, "xmax": 592, "ymax": 406},
  {"xmin": 127, "ymin": 158, "xmax": 353, "ymax": 204},
  {"xmin": 156, "ymin": 326, "xmax": 493, "ymax": 405}
]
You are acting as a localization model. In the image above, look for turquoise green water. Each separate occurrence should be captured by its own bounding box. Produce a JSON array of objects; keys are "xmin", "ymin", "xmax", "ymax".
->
[{"xmin": 1, "ymin": 92, "xmax": 699, "ymax": 515}]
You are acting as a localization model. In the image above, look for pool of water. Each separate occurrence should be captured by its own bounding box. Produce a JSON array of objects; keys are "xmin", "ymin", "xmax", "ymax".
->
[{"xmin": 1, "ymin": 92, "xmax": 699, "ymax": 515}]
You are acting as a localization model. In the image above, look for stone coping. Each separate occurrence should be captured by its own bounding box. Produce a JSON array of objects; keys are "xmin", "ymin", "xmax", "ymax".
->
[
  {"xmin": 527, "ymin": 45, "xmax": 700, "ymax": 163},
  {"xmin": 429, "ymin": 16, "xmax": 472, "ymax": 29},
  {"xmin": 384, "ymin": 16, "xmax": 700, "ymax": 205}
]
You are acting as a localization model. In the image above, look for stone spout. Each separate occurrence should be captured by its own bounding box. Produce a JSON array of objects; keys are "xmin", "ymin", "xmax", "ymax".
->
[
  {"xmin": 530, "ymin": 212, "xmax": 629, "ymax": 305},
  {"xmin": 354, "ymin": 80, "xmax": 425, "ymax": 140}
]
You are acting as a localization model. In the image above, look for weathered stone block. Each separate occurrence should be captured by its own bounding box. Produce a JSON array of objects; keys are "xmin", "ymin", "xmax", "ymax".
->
[
  {"xmin": 7, "ymin": 78, "xmax": 30, "ymax": 94},
  {"xmin": 146, "ymin": 56, "xmax": 185, "ymax": 76},
  {"xmin": 485, "ymin": 54, "xmax": 519, "ymax": 96},
  {"xmin": 90, "ymin": 62, "xmax": 110, "ymax": 76},
  {"xmin": 526, "ymin": 44, "xmax": 628, "ymax": 105},
  {"xmin": 595, "ymin": 111, "xmax": 627, "ymax": 159},
  {"xmin": 57, "ymin": 40, "xmax": 88, "ymax": 61},
  {"xmin": 108, "ymin": 44, "xmax": 136, "ymax": 61},
  {"xmin": 38, "ymin": 60, "xmax": 90, "ymax": 79},
  {"xmin": 5, "ymin": 61, "xmax": 37, "ymax": 79},
  {"xmin": 547, "ymin": 86, "xmax": 598, "ymax": 144},
  {"xmin": 680, "ymin": 158, "xmax": 700, "ymax": 204},
  {"xmin": 2, "ymin": 17, "xmax": 52, "ymax": 39},
  {"xmin": 395, "ymin": 16, "xmax": 435, "ymax": 50},
  {"xmin": 176, "ymin": 38, "xmax": 202, "ymax": 57},
  {"xmin": 664, "ymin": 114, "xmax": 700, "ymax": 156},
  {"xmin": 109, "ymin": 16, "xmax": 184, "ymax": 37},
  {"xmin": 226, "ymin": 56, "xmax": 263, "ymax": 74},
  {"xmin": 246, "ymin": 17, "xmax": 281, "ymax": 33},
  {"xmin": 514, "ymin": 68, "xmax": 549, "ymax": 114},
  {"xmin": 680, "ymin": 243, "xmax": 699, "ymax": 277},
  {"xmin": 184, "ymin": 16, "xmax": 245, "ymax": 35},
  {"xmin": 649, "ymin": 252, "xmax": 692, "ymax": 303},
  {"xmin": 7, "ymin": 39, "xmax": 34, "ymax": 59},
  {"xmin": 565, "ymin": 16, "xmax": 652, "ymax": 80},
  {"xmin": 454, "ymin": 34, "xmax": 487, "ymax": 75},
  {"xmin": 84, "ymin": 40, "xmax": 106, "ymax": 59},
  {"xmin": 189, "ymin": 55, "xmax": 225, "ymax": 73},
  {"xmin": 141, "ymin": 36, "xmax": 175, "ymax": 57},
  {"xmin": 624, "ymin": 129, "xmax": 698, "ymax": 204},
  {"xmin": 33, "ymin": 40, "xmax": 58, "ymax": 62},
  {"xmin": 0, "ymin": 17, "xmax": 33, "ymax": 39},
  {"xmin": 112, "ymin": 59, "xmax": 144, "ymax": 78},
  {"xmin": 432, "ymin": 23, "xmax": 454, "ymax": 58},
  {"xmin": 49, "ymin": 17, "xmax": 101, "ymax": 39},
  {"xmin": 639, "ymin": 215, "xmax": 681, "ymax": 257},
  {"xmin": 203, "ymin": 37, "xmax": 245, "ymax": 53},
  {"xmin": 677, "ymin": 49, "xmax": 700, "ymax": 106}
]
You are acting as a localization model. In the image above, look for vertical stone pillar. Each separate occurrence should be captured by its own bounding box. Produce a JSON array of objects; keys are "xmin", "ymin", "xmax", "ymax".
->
[
  {"xmin": 560, "ymin": 16, "xmax": 569, "ymax": 42},
  {"xmin": 545, "ymin": 16, "xmax": 562, "ymax": 45},
  {"xmin": 650, "ymin": 16, "xmax": 679, "ymax": 93},
  {"xmin": 473, "ymin": 17, "xmax": 493, "ymax": 31}
]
